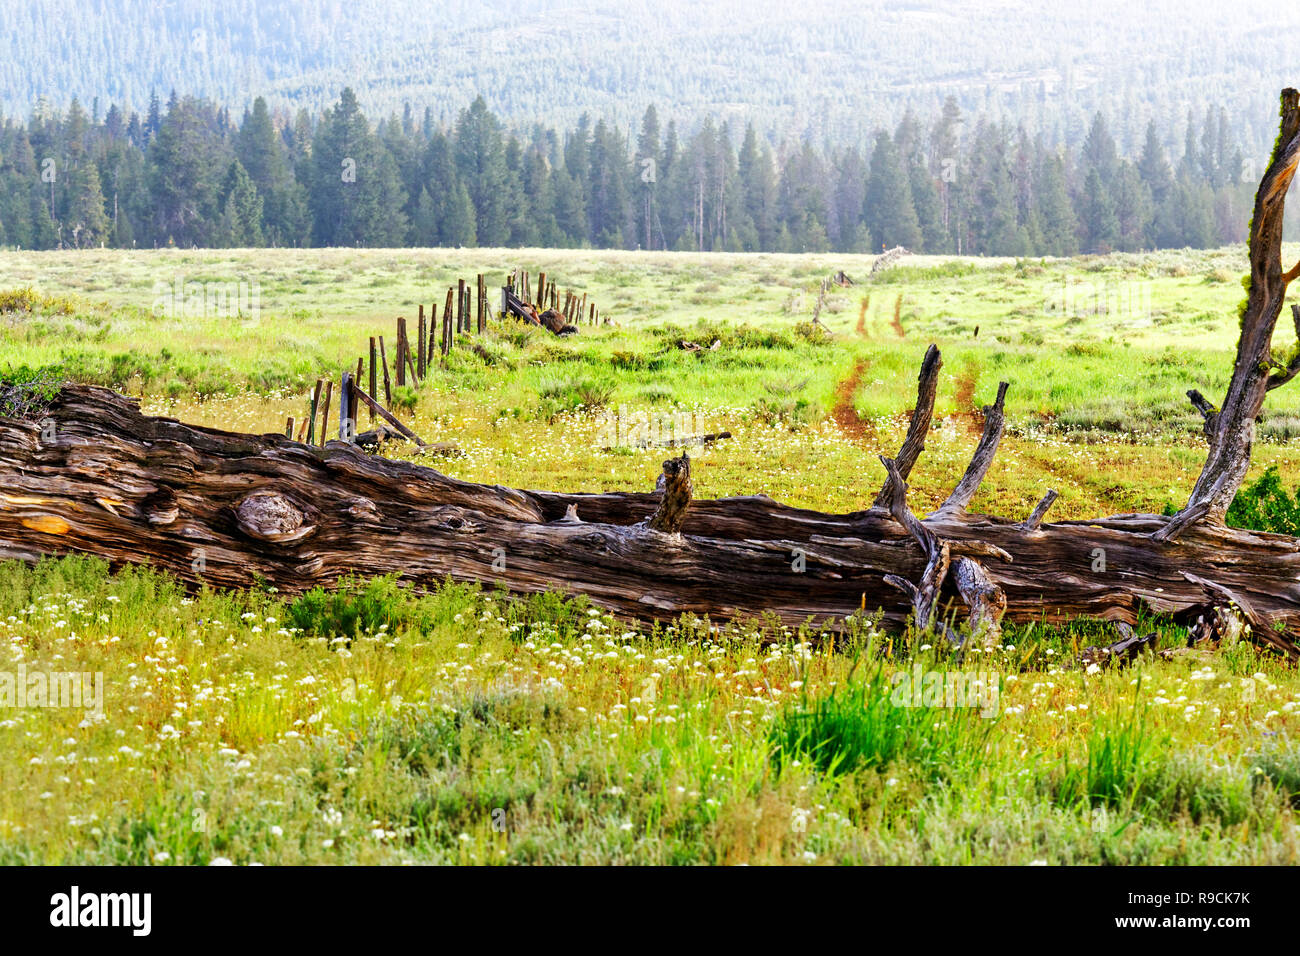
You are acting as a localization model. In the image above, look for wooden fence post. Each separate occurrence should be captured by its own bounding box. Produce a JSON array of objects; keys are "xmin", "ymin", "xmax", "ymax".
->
[
  {"xmin": 443, "ymin": 287, "xmax": 454, "ymax": 355},
  {"xmin": 368, "ymin": 337, "xmax": 377, "ymax": 421},
  {"xmin": 319, "ymin": 380, "xmax": 333, "ymax": 447},
  {"xmin": 306, "ymin": 378, "xmax": 323, "ymax": 445},
  {"xmin": 477, "ymin": 274, "xmax": 485, "ymax": 333},
  {"xmin": 354, "ymin": 358, "xmax": 363, "ymax": 428},
  {"xmin": 417, "ymin": 304, "xmax": 426, "ymax": 378},
  {"xmin": 378, "ymin": 336, "xmax": 392, "ymax": 405},
  {"xmin": 395, "ymin": 317, "xmax": 407, "ymax": 386},
  {"xmin": 434, "ymin": 306, "xmax": 444, "ymax": 366},
  {"xmin": 339, "ymin": 372, "xmax": 353, "ymax": 442}
]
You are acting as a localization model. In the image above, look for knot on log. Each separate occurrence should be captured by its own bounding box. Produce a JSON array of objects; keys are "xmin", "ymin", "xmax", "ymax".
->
[
  {"xmin": 646, "ymin": 454, "xmax": 692, "ymax": 534},
  {"xmin": 141, "ymin": 487, "xmax": 178, "ymax": 525},
  {"xmin": 429, "ymin": 507, "xmax": 482, "ymax": 534},
  {"xmin": 234, "ymin": 491, "xmax": 315, "ymax": 543},
  {"xmin": 342, "ymin": 496, "xmax": 380, "ymax": 522}
]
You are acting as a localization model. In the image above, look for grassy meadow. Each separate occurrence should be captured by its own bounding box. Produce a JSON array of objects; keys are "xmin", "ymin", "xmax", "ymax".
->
[{"xmin": 2, "ymin": 245, "xmax": 1300, "ymax": 864}]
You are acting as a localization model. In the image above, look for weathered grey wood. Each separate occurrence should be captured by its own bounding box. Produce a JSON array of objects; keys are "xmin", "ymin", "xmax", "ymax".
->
[
  {"xmin": 1162, "ymin": 88, "xmax": 1300, "ymax": 540},
  {"xmin": 318, "ymin": 380, "xmax": 332, "ymax": 448},
  {"xmin": 1018, "ymin": 490, "xmax": 1059, "ymax": 532},
  {"xmin": 395, "ymin": 318, "xmax": 407, "ymax": 387},
  {"xmin": 952, "ymin": 556, "xmax": 1006, "ymax": 648},
  {"xmin": 879, "ymin": 456, "xmax": 951, "ymax": 636},
  {"xmin": 306, "ymin": 378, "xmax": 322, "ymax": 445},
  {"xmin": 938, "ymin": 380, "xmax": 1008, "ymax": 515},
  {"xmin": 338, "ymin": 372, "xmax": 353, "ymax": 441},
  {"xmin": 873, "ymin": 343, "xmax": 941, "ymax": 509},
  {"xmin": 645, "ymin": 454, "xmax": 692, "ymax": 534},
  {"xmin": 368, "ymin": 338, "xmax": 377, "ymax": 423},
  {"xmin": 378, "ymin": 336, "xmax": 392, "ymax": 405}
]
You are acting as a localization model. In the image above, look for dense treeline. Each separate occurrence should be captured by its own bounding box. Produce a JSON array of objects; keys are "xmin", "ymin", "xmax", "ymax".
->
[{"xmin": 0, "ymin": 89, "xmax": 1266, "ymax": 255}]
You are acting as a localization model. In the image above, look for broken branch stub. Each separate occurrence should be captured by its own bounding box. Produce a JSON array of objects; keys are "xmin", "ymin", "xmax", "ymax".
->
[{"xmin": 646, "ymin": 454, "xmax": 692, "ymax": 534}]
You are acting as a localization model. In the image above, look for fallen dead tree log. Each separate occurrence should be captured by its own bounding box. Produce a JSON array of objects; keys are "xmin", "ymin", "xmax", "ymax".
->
[
  {"xmin": 0, "ymin": 380, "xmax": 1297, "ymax": 656},
  {"xmin": 0, "ymin": 89, "xmax": 1297, "ymax": 657}
]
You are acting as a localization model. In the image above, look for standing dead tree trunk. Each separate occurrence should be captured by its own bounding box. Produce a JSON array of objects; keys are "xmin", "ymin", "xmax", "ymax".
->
[{"xmin": 1158, "ymin": 88, "xmax": 1300, "ymax": 542}]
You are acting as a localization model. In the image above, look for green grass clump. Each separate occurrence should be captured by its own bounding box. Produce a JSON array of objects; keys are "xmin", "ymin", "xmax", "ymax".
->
[
  {"xmin": 768, "ymin": 654, "xmax": 994, "ymax": 782},
  {"xmin": 1226, "ymin": 465, "xmax": 1300, "ymax": 535},
  {"xmin": 286, "ymin": 574, "xmax": 453, "ymax": 642},
  {"xmin": 1251, "ymin": 737, "xmax": 1300, "ymax": 808},
  {"xmin": 1052, "ymin": 696, "xmax": 1159, "ymax": 810},
  {"xmin": 0, "ymin": 364, "xmax": 64, "ymax": 420}
]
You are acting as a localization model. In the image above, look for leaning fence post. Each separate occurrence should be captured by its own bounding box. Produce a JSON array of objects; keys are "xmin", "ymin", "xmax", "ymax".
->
[
  {"xmin": 306, "ymin": 378, "xmax": 323, "ymax": 445},
  {"xmin": 378, "ymin": 336, "xmax": 392, "ymax": 405}
]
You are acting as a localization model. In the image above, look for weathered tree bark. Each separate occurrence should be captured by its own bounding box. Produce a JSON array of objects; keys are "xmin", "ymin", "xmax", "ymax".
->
[
  {"xmin": 1159, "ymin": 88, "xmax": 1300, "ymax": 541},
  {"xmin": 2, "ymin": 93, "xmax": 1299, "ymax": 659}
]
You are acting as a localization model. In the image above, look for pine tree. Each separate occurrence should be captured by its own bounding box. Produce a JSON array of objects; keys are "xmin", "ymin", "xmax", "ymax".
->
[
  {"xmin": 966, "ymin": 121, "xmax": 1017, "ymax": 255},
  {"xmin": 863, "ymin": 131, "xmax": 921, "ymax": 250},
  {"xmin": 635, "ymin": 105, "xmax": 661, "ymax": 249},
  {"xmin": 1034, "ymin": 153, "xmax": 1078, "ymax": 256},
  {"xmin": 1079, "ymin": 166, "xmax": 1119, "ymax": 253},
  {"xmin": 1113, "ymin": 162, "xmax": 1152, "ymax": 252},
  {"xmin": 309, "ymin": 88, "xmax": 407, "ymax": 246},
  {"xmin": 64, "ymin": 160, "xmax": 109, "ymax": 248},
  {"xmin": 216, "ymin": 159, "xmax": 263, "ymax": 247},
  {"xmin": 586, "ymin": 119, "xmax": 631, "ymax": 248},
  {"xmin": 237, "ymin": 96, "xmax": 307, "ymax": 245},
  {"xmin": 830, "ymin": 147, "xmax": 867, "ymax": 252},
  {"xmin": 930, "ymin": 96, "xmax": 963, "ymax": 244},
  {"xmin": 453, "ymin": 97, "xmax": 509, "ymax": 246},
  {"xmin": 1081, "ymin": 113, "xmax": 1119, "ymax": 184},
  {"xmin": 1137, "ymin": 120, "xmax": 1173, "ymax": 202},
  {"xmin": 147, "ymin": 96, "xmax": 228, "ymax": 246}
]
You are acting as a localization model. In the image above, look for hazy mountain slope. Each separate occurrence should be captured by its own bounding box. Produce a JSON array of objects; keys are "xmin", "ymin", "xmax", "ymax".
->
[{"xmin": 2, "ymin": 0, "xmax": 1299, "ymax": 152}]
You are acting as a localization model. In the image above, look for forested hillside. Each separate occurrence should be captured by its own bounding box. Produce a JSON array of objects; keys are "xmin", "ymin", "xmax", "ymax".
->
[
  {"xmin": 2, "ymin": 0, "xmax": 1299, "ymax": 157},
  {"xmin": 0, "ymin": 88, "xmax": 1277, "ymax": 253}
]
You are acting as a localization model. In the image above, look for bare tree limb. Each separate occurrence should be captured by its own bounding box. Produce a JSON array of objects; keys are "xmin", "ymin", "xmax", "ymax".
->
[
  {"xmin": 937, "ymin": 381, "xmax": 1009, "ymax": 515},
  {"xmin": 872, "ymin": 344, "xmax": 941, "ymax": 509},
  {"xmin": 879, "ymin": 456, "xmax": 952, "ymax": 635},
  {"xmin": 1018, "ymin": 489, "xmax": 1059, "ymax": 532},
  {"xmin": 1266, "ymin": 305, "xmax": 1300, "ymax": 391}
]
